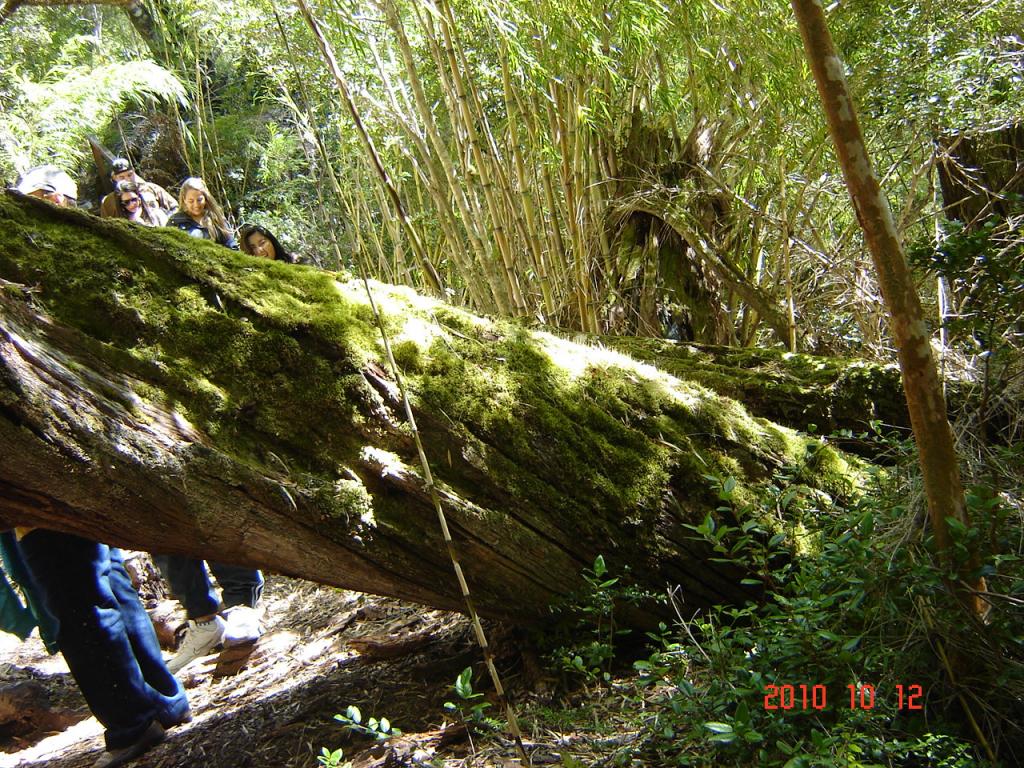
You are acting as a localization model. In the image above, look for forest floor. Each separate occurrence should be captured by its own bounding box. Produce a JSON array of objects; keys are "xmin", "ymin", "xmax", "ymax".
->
[{"xmin": 0, "ymin": 566, "xmax": 587, "ymax": 768}]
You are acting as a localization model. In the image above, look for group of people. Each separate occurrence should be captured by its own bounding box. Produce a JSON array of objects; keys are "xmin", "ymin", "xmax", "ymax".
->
[
  {"xmin": 96, "ymin": 158, "xmax": 294, "ymax": 262},
  {"xmin": 4, "ymin": 156, "xmax": 299, "ymax": 766}
]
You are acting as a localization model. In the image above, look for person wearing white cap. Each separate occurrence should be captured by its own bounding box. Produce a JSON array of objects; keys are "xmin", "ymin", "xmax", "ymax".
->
[{"xmin": 14, "ymin": 165, "xmax": 78, "ymax": 207}]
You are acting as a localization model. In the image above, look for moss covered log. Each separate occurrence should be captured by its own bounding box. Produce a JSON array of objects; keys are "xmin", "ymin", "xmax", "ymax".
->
[
  {"xmin": 598, "ymin": 337, "xmax": 910, "ymax": 436},
  {"xmin": 0, "ymin": 192, "xmax": 865, "ymax": 624}
]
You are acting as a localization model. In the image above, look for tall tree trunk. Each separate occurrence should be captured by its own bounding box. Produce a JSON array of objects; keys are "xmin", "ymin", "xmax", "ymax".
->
[
  {"xmin": 0, "ymin": 193, "xmax": 870, "ymax": 626},
  {"xmin": 790, "ymin": 0, "xmax": 984, "ymax": 613}
]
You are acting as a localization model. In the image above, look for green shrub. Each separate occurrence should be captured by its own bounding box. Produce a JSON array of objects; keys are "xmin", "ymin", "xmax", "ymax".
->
[{"xmin": 630, "ymin": 454, "xmax": 1023, "ymax": 766}]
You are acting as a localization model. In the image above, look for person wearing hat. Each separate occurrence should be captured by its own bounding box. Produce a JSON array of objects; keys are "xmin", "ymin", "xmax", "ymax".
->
[
  {"xmin": 100, "ymin": 158, "xmax": 176, "ymax": 219},
  {"xmin": 14, "ymin": 165, "xmax": 78, "ymax": 207}
]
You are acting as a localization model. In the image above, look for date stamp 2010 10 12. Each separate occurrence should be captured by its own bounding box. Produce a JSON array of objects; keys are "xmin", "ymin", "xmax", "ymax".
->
[{"xmin": 763, "ymin": 683, "xmax": 924, "ymax": 711}]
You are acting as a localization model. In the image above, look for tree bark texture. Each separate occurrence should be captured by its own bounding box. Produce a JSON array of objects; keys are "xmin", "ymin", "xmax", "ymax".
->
[
  {"xmin": 0, "ymin": 193, "xmax": 865, "ymax": 624},
  {"xmin": 598, "ymin": 336, "xmax": 911, "ymax": 440},
  {"xmin": 790, "ymin": 0, "xmax": 981, "ymax": 589},
  {"xmin": 936, "ymin": 121, "xmax": 1024, "ymax": 228}
]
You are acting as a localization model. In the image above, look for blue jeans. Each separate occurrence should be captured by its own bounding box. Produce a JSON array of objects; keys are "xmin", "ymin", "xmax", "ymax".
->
[
  {"xmin": 152, "ymin": 556, "xmax": 263, "ymax": 619},
  {"xmin": 17, "ymin": 531, "xmax": 189, "ymax": 750},
  {"xmin": 0, "ymin": 530, "xmax": 59, "ymax": 651}
]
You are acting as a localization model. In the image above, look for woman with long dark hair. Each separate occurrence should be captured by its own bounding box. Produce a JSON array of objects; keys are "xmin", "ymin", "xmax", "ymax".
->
[
  {"xmin": 114, "ymin": 181, "xmax": 166, "ymax": 227},
  {"xmin": 239, "ymin": 224, "xmax": 296, "ymax": 263},
  {"xmin": 166, "ymin": 177, "xmax": 237, "ymax": 248}
]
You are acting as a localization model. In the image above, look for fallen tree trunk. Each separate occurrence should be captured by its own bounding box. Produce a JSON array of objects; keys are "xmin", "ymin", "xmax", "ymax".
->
[
  {"xmin": 0, "ymin": 193, "xmax": 867, "ymax": 625},
  {"xmin": 597, "ymin": 336, "xmax": 910, "ymax": 437}
]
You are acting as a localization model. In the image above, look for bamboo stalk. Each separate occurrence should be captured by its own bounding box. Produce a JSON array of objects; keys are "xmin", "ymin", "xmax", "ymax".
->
[
  {"xmin": 498, "ymin": 50, "xmax": 556, "ymax": 318},
  {"xmin": 364, "ymin": 31, "xmax": 492, "ymax": 308},
  {"xmin": 352, "ymin": 189, "xmax": 380, "ymax": 277},
  {"xmin": 779, "ymin": 154, "xmax": 797, "ymax": 351},
  {"xmin": 550, "ymin": 79, "xmax": 598, "ymax": 332},
  {"xmin": 384, "ymin": 0, "xmax": 509, "ymax": 313},
  {"xmin": 296, "ymin": 0, "xmax": 443, "ymax": 295},
  {"xmin": 460, "ymin": 31, "xmax": 553, "ymax": 317},
  {"xmin": 270, "ymin": 5, "xmax": 363, "ymax": 274},
  {"xmin": 588, "ymin": 135, "xmax": 614, "ymax": 289},
  {"xmin": 434, "ymin": 0, "xmax": 527, "ymax": 315},
  {"xmin": 516, "ymin": 80, "xmax": 570, "ymax": 302},
  {"xmin": 193, "ymin": 39, "xmax": 207, "ymax": 181}
]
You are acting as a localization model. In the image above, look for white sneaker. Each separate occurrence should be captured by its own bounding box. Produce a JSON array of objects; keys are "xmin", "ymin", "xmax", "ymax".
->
[
  {"xmin": 221, "ymin": 605, "xmax": 263, "ymax": 647},
  {"xmin": 167, "ymin": 615, "xmax": 226, "ymax": 673}
]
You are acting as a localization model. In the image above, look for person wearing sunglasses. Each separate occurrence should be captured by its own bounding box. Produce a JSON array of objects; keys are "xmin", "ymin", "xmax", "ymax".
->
[
  {"xmin": 100, "ymin": 158, "xmax": 177, "ymax": 220},
  {"xmin": 114, "ymin": 180, "xmax": 166, "ymax": 227}
]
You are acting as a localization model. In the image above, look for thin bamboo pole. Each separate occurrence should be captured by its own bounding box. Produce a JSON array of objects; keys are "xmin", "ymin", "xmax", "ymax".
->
[
  {"xmin": 498, "ymin": 50, "xmax": 556, "ymax": 318},
  {"xmin": 515, "ymin": 81, "xmax": 570, "ymax": 302},
  {"xmin": 779, "ymin": 154, "xmax": 797, "ymax": 352},
  {"xmin": 434, "ymin": 0, "xmax": 527, "ymax": 315},
  {"xmin": 587, "ymin": 135, "xmax": 614, "ymax": 288},
  {"xmin": 296, "ymin": 0, "xmax": 443, "ymax": 295},
  {"xmin": 549, "ymin": 79, "xmax": 598, "ymax": 332},
  {"xmin": 193, "ymin": 42, "xmax": 207, "ymax": 180},
  {"xmin": 370, "ymin": 182, "xmax": 411, "ymax": 286},
  {"xmin": 362, "ymin": 40, "xmax": 491, "ymax": 307},
  {"xmin": 385, "ymin": 0, "xmax": 508, "ymax": 313},
  {"xmin": 288, "ymin": 5, "xmax": 528, "ymax": 754},
  {"xmin": 270, "ymin": 9, "xmax": 355, "ymax": 273},
  {"xmin": 458, "ymin": 32, "xmax": 552, "ymax": 317}
]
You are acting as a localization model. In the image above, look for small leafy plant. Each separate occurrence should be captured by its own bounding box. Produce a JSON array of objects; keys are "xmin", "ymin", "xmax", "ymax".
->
[
  {"xmin": 333, "ymin": 705, "xmax": 402, "ymax": 742},
  {"xmin": 315, "ymin": 746, "xmax": 350, "ymax": 768},
  {"xmin": 316, "ymin": 705, "xmax": 401, "ymax": 766},
  {"xmin": 443, "ymin": 666, "xmax": 492, "ymax": 724},
  {"xmin": 443, "ymin": 666, "xmax": 496, "ymax": 755},
  {"xmin": 549, "ymin": 554, "xmax": 654, "ymax": 682},
  {"xmin": 628, "ymin": 453, "xmax": 1022, "ymax": 767}
]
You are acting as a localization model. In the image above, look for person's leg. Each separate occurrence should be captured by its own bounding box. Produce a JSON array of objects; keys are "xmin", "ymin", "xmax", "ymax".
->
[
  {"xmin": 207, "ymin": 563, "xmax": 264, "ymax": 648},
  {"xmin": 206, "ymin": 563, "xmax": 263, "ymax": 609},
  {"xmin": 151, "ymin": 555, "xmax": 219, "ymax": 619},
  {"xmin": 0, "ymin": 564, "xmax": 37, "ymax": 640},
  {"xmin": 1, "ymin": 530, "xmax": 59, "ymax": 653},
  {"xmin": 107, "ymin": 549, "xmax": 190, "ymax": 726},
  {"xmin": 17, "ymin": 531, "xmax": 188, "ymax": 750},
  {"xmin": 153, "ymin": 554, "xmax": 225, "ymax": 673}
]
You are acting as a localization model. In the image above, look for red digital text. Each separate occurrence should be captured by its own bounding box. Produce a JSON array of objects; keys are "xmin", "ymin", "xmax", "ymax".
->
[{"xmin": 762, "ymin": 683, "xmax": 924, "ymax": 711}]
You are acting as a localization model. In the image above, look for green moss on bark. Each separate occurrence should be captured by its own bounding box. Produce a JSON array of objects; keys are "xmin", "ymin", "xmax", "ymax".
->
[
  {"xmin": 1, "ymin": 193, "xmax": 869, "ymax": 592},
  {"xmin": 599, "ymin": 336, "xmax": 909, "ymax": 434}
]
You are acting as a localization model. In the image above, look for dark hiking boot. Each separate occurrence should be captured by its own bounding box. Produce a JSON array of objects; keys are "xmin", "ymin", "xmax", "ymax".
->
[{"xmin": 93, "ymin": 720, "xmax": 165, "ymax": 768}]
